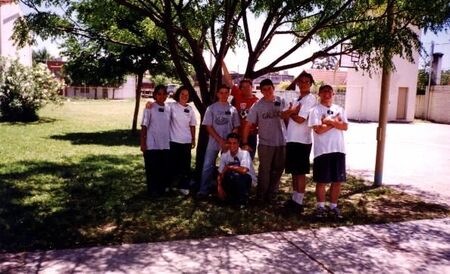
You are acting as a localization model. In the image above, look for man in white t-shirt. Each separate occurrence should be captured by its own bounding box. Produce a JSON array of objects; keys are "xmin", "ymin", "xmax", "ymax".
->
[
  {"xmin": 140, "ymin": 85, "xmax": 171, "ymax": 197},
  {"xmin": 283, "ymin": 71, "xmax": 317, "ymax": 215},
  {"xmin": 217, "ymin": 133, "xmax": 256, "ymax": 208},
  {"xmin": 308, "ymin": 85, "xmax": 348, "ymax": 220}
]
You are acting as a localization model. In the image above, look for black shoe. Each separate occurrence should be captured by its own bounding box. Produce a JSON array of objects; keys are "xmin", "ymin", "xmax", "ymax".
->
[
  {"xmin": 196, "ymin": 192, "xmax": 208, "ymax": 200},
  {"xmin": 298, "ymin": 204, "xmax": 305, "ymax": 215},
  {"xmin": 329, "ymin": 207, "xmax": 343, "ymax": 220},
  {"xmin": 282, "ymin": 200, "xmax": 303, "ymax": 215},
  {"xmin": 314, "ymin": 206, "xmax": 327, "ymax": 219}
]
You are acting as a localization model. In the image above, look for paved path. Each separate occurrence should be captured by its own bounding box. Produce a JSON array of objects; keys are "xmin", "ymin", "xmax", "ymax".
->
[
  {"xmin": 2, "ymin": 218, "xmax": 449, "ymax": 273},
  {"xmin": 346, "ymin": 121, "xmax": 450, "ymax": 205}
]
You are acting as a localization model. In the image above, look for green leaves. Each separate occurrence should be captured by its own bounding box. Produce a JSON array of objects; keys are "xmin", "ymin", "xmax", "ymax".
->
[{"xmin": 0, "ymin": 57, "xmax": 63, "ymax": 122}]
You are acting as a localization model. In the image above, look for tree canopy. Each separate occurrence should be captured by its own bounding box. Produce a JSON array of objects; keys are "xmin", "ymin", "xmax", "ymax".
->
[{"xmin": 16, "ymin": 0, "xmax": 450, "ymax": 111}]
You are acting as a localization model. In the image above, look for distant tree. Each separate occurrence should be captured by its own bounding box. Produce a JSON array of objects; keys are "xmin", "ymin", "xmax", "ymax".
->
[
  {"xmin": 441, "ymin": 69, "xmax": 450, "ymax": 85},
  {"xmin": 32, "ymin": 48, "xmax": 54, "ymax": 65},
  {"xmin": 416, "ymin": 69, "xmax": 428, "ymax": 95},
  {"xmin": 0, "ymin": 57, "xmax": 62, "ymax": 121},
  {"xmin": 311, "ymin": 56, "xmax": 338, "ymax": 70}
]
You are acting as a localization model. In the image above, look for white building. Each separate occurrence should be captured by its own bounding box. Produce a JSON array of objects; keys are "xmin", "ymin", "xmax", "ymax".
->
[
  {"xmin": 65, "ymin": 75, "xmax": 137, "ymax": 99},
  {"xmin": 345, "ymin": 52, "xmax": 420, "ymax": 122},
  {"xmin": 0, "ymin": 0, "xmax": 31, "ymax": 65}
]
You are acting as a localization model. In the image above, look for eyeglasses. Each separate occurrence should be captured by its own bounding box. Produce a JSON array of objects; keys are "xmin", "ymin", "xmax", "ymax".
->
[{"xmin": 327, "ymin": 110, "xmax": 334, "ymax": 115}]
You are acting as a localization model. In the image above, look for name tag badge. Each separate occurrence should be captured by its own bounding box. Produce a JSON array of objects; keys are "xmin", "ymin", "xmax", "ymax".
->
[
  {"xmin": 184, "ymin": 108, "xmax": 190, "ymax": 113},
  {"xmin": 158, "ymin": 108, "xmax": 164, "ymax": 112},
  {"xmin": 225, "ymin": 110, "xmax": 231, "ymax": 115}
]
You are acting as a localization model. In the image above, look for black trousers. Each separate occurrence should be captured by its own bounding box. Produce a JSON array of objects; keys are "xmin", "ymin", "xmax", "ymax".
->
[
  {"xmin": 222, "ymin": 172, "xmax": 252, "ymax": 205},
  {"xmin": 170, "ymin": 141, "xmax": 192, "ymax": 189},
  {"xmin": 143, "ymin": 149, "xmax": 169, "ymax": 196}
]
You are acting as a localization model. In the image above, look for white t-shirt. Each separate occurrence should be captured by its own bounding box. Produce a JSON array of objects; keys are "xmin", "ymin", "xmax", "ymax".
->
[
  {"xmin": 169, "ymin": 102, "xmax": 197, "ymax": 144},
  {"xmin": 141, "ymin": 104, "xmax": 171, "ymax": 150},
  {"xmin": 285, "ymin": 93, "xmax": 317, "ymax": 144},
  {"xmin": 218, "ymin": 148, "xmax": 256, "ymax": 183},
  {"xmin": 308, "ymin": 103, "xmax": 348, "ymax": 158}
]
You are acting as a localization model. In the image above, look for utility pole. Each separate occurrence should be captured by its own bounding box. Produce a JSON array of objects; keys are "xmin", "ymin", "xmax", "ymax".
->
[
  {"xmin": 374, "ymin": 0, "xmax": 394, "ymax": 186},
  {"xmin": 425, "ymin": 41, "xmax": 434, "ymax": 120}
]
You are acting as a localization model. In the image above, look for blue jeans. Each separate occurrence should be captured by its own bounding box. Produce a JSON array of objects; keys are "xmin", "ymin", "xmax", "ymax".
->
[
  {"xmin": 198, "ymin": 149, "xmax": 220, "ymax": 194},
  {"xmin": 222, "ymin": 172, "xmax": 252, "ymax": 205}
]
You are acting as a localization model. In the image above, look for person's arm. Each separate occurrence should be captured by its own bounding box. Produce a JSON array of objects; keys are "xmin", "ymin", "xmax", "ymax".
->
[
  {"xmin": 324, "ymin": 114, "xmax": 348, "ymax": 131},
  {"xmin": 140, "ymin": 126, "xmax": 147, "ymax": 152},
  {"xmin": 241, "ymin": 122, "xmax": 253, "ymax": 151},
  {"xmin": 190, "ymin": 125, "xmax": 196, "ymax": 148},
  {"xmin": 145, "ymin": 100, "xmax": 154, "ymax": 109},
  {"xmin": 205, "ymin": 125, "xmax": 226, "ymax": 149},
  {"xmin": 313, "ymin": 124, "xmax": 334, "ymax": 134},
  {"xmin": 289, "ymin": 104, "xmax": 306, "ymax": 124},
  {"xmin": 222, "ymin": 61, "xmax": 234, "ymax": 87},
  {"xmin": 225, "ymin": 165, "xmax": 249, "ymax": 174}
]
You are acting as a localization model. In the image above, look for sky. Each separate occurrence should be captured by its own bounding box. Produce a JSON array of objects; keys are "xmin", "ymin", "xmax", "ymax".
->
[{"xmin": 29, "ymin": 5, "xmax": 450, "ymax": 76}]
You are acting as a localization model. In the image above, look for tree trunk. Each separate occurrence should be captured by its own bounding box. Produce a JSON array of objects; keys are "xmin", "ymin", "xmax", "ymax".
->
[{"xmin": 131, "ymin": 72, "xmax": 144, "ymax": 134}]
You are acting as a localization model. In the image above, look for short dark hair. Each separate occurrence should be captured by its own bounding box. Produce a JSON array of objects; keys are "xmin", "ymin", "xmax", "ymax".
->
[
  {"xmin": 217, "ymin": 84, "xmax": 230, "ymax": 92},
  {"xmin": 297, "ymin": 70, "xmax": 315, "ymax": 85},
  {"xmin": 153, "ymin": 84, "xmax": 167, "ymax": 98},
  {"xmin": 173, "ymin": 85, "xmax": 192, "ymax": 103},
  {"xmin": 239, "ymin": 78, "xmax": 253, "ymax": 88},
  {"xmin": 226, "ymin": 132, "xmax": 240, "ymax": 142},
  {"xmin": 319, "ymin": 84, "xmax": 333, "ymax": 93},
  {"xmin": 259, "ymin": 79, "xmax": 274, "ymax": 89}
]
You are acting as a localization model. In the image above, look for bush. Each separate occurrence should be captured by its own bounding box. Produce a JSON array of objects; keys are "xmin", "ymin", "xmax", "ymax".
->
[{"xmin": 0, "ymin": 57, "xmax": 62, "ymax": 121}]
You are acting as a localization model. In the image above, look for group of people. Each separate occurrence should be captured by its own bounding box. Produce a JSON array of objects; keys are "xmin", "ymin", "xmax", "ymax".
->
[{"xmin": 140, "ymin": 70, "xmax": 348, "ymax": 219}]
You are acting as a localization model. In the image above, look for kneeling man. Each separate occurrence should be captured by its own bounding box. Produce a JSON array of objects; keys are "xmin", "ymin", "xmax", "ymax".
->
[{"xmin": 217, "ymin": 133, "xmax": 256, "ymax": 208}]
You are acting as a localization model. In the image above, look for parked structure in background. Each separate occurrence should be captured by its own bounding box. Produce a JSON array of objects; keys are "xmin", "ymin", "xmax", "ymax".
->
[
  {"xmin": 0, "ymin": 0, "xmax": 31, "ymax": 66},
  {"xmin": 46, "ymin": 60, "xmax": 155, "ymax": 99},
  {"xmin": 415, "ymin": 52, "xmax": 450, "ymax": 124},
  {"xmin": 64, "ymin": 75, "xmax": 137, "ymax": 99},
  {"xmin": 345, "ymin": 53, "xmax": 420, "ymax": 122},
  {"xmin": 229, "ymin": 71, "xmax": 295, "ymax": 89}
]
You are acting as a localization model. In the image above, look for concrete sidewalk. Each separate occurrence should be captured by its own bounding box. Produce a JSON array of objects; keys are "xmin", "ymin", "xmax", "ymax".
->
[{"xmin": 1, "ymin": 218, "xmax": 449, "ymax": 273}]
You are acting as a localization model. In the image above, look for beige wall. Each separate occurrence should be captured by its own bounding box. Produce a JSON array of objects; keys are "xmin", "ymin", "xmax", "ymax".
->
[
  {"xmin": 0, "ymin": 2, "xmax": 32, "ymax": 66},
  {"xmin": 416, "ymin": 86, "xmax": 450, "ymax": 124},
  {"xmin": 345, "ymin": 52, "xmax": 420, "ymax": 122}
]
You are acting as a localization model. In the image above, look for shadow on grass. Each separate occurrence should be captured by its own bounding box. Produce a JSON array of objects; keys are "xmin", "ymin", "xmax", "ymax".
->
[
  {"xmin": 50, "ymin": 129, "xmax": 139, "ymax": 146},
  {"xmin": 0, "ymin": 117, "xmax": 58, "ymax": 125},
  {"xmin": 1, "ymin": 159, "xmax": 448, "ymax": 253}
]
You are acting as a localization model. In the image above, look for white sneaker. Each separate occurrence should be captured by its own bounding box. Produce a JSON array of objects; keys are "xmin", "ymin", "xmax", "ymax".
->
[{"xmin": 179, "ymin": 189, "xmax": 189, "ymax": 196}]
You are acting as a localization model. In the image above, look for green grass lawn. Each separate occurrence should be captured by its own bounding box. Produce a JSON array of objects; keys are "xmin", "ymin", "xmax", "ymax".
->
[{"xmin": 1, "ymin": 99, "xmax": 448, "ymax": 252}]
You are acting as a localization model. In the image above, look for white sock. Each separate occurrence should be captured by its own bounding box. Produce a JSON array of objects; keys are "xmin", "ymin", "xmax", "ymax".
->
[
  {"xmin": 317, "ymin": 202, "xmax": 325, "ymax": 208},
  {"xmin": 296, "ymin": 193, "xmax": 304, "ymax": 205},
  {"xmin": 330, "ymin": 203, "xmax": 337, "ymax": 209},
  {"xmin": 292, "ymin": 192, "xmax": 304, "ymax": 205}
]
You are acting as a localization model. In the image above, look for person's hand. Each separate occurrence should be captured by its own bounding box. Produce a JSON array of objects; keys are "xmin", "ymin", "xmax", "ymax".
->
[
  {"xmin": 322, "ymin": 116, "xmax": 334, "ymax": 125},
  {"xmin": 242, "ymin": 144, "xmax": 253, "ymax": 152},
  {"xmin": 293, "ymin": 103, "xmax": 301, "ymax": 114},
  {"xmin": 145, "ymin": 101, "xmax": 153, "ymax": 109},
  {"xmin": 140, "ymin": 143, "xmax": 147, "ymax": 153},
  {"xmin": 191, "ymin": 139, "xmax": 196, "ymax": 149}
]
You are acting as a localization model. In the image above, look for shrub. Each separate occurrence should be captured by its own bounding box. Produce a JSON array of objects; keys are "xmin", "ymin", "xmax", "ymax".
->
[{"xmin": 0, "ymin": 57, "xmax": 62, "ymax": 121}]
